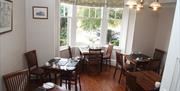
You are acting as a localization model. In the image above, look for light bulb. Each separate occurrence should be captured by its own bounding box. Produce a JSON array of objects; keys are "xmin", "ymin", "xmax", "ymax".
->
[
  {"xmin": 152, "ymin": 7, "xmax": 158, "ymax": 11},
  {"xmin": 150, "ymin": 0, "xmax": 161, "ymax": 11},
  {"xmin": 126, "ymin": 0, "xmax": 137, "ymax": 9},
  {"xmin": 129, "ymin": 5, "xmax": 134, "ymax": 9}
]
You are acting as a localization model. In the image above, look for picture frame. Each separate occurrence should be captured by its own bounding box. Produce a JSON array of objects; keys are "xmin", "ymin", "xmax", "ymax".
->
[
  {"xmin": 33, "ymin": 6, "xmax": 48, "ymax": 19},
  {"xmin": 0, "ymin": 0, "xmax": 13, "ymax": 34}
]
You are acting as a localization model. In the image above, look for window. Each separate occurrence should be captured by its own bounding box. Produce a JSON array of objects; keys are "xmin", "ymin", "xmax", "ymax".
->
[
  {"xmin": 59, "ymin": 3, "xmax": 72, "ymax": 46},
  {"xmin": 107, "ymin": 8, "xmax": 123, "ymax": 46},
  {"xmin": 59, "ymin": 2, "xmax": 124, "ymax": 48},
  {"xmin": 76, "ymin": 6, "xmax": 102, "ymax": 46}
]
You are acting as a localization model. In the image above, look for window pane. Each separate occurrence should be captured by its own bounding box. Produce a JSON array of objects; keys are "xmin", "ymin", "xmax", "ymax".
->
[
  {"xmin": 96, "ymin": 8, "xmax": 101, "ymax": 18},
  {"xmin": 77, "ymin": 6, "xmax": 89, "ymax": 17},
  {"xmin": 90, "ymin": 8, "xmax": 95, "ymax": 18},
  {"xmin": 60, "ymin": 3, "xmax": 72, "ymax": 17},
  {"xmin": 116, "ymin": 10, "xmax": 123, "ymax": 19},
  {"xmin": 76, "ymin": 18, "xmax": 101, "ymax": 46},
  {"xmin": 60, "ymin": 18, "xmax": 68, "ymax": 46},
  {"xmin": 109, "ymin": 9, "xmax": 116, "ymax": 19}
]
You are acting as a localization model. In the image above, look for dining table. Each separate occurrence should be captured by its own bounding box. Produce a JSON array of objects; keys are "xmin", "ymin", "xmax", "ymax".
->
[
  {"xmin": 128, "ymin": 71, "xmax": 161, "ymax": 91},
  {"xmin": 42, "ymin": 58, "xmax": 80, "ymax": 84},
  {"xmin": 33, "ymin": 85, "xmax": 68, "ymax": 91},
  {"xmin": 126, "ymin": 53, "xmax": 151, "ymax": 71}
]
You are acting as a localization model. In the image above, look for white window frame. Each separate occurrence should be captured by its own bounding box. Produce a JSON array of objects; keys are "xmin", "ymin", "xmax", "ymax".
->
[{"xmin": 59, "ymin": 2, "xmax": 127, "ymax": 51}]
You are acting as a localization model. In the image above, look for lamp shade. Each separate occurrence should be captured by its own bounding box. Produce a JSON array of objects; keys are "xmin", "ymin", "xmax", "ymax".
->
[
  {"xmin": 126, "ymin": 0, "xmax": 137, "ymax": 9},
  {"xmin": 149, "ymin": 0, "xmax": 161, "ymax": 11}
]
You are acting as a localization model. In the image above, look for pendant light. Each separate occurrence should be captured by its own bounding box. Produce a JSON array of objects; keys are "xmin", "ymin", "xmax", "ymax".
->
[
  {"xmin": 126, "ymin": 0, "xmax": 137, "ymax": 9},
  {"xmin": 136, "ymin": 0, "xmax": 144, "ymax": 11},
  {"xmin": 149, "ymin": 0, "xmax": 162, "ymax": 11}
]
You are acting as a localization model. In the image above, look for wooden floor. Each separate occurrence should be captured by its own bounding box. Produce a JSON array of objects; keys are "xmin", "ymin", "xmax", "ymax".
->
[{"xmin": 29, "ymin": 67, "xmax": 126, "ymax": 91}]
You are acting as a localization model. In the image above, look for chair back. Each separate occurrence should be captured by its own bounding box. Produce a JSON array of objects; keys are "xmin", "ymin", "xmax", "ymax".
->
[
  {"xmin": 88, "ymin": 49, "xmax": 102, "ymax": 62},
  {"xmin": 116, "ymin": 52, "xmax": 124, "ymax": 67},
  {"xmin": 105, "ymin": 45, "xmax": 113, "ymax": 58},
  {"xmin": 68, "ymin": 46, "xmax": 73, "ymax": 58},
  {"xmin": 24, "ymin": 50, "xmax": 38, "ymax": 71},
  {"xmin": 145, "ymin": 59, "xmax": 161, "ymax": 72},
  {"xmin": 153, "ymin": 49, "xmax": 165, "ymax": 61},
  {"xmin": 3, "ymin": 69, "xmax": 29, "ymax": 91}
]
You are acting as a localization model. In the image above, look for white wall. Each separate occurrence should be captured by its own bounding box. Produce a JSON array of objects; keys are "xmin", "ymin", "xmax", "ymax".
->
[
  {"xmin": 0, "ymin": 0, "xmax": 26, "ymax": 90},
  {"xmin": 160, "ymin": 0, "xmax": 180, "ymax": 90},
  {"xmin": 155, "ymin": 7, "xmax": 175, "ymax": 66},
  {"xmin": 25, "ymin": 0, "xmax": 59, "ymax": 66},
  {"xmin": 132, "ymin": 9, "xmax": 158, "ymax": 56}
]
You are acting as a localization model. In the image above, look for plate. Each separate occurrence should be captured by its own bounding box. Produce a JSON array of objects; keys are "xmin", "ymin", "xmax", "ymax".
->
[{"xmin": 43, "ymin": 82, "xmax": 55, "ymax": 89}]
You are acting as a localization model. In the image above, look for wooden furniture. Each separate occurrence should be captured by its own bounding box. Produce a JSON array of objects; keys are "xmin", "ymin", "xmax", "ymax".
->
[
  {"xmin": 24, "ymin": 50, "xmax": 48, "ymax": 83},
  {"xmin": 3, "ymin": 69, "xmax": 29, "ymax": 91},
  {"xmin": 152, "ymin": 49, "xmax": 165, "ymax": 73},
  {"xmin": 79, "ymin": 47, "xmax": 104, "ymax": 72},
  {"xmin": 85, "ymin": 49, "xmax": 103, "ymax": 73},
  {"xmin": 68, "ymin": 46, "xmax": 73, "ymax": 59},
  {"xmin": 126, "ymin": 53, "xmax": 150, "ymax": 71},
  {"xmin": 126, "ymin": 72, "xmax": 143, "ymax": 91},
  {"xmin": 34, "ymin": 86, "xmax": 68, "ymax": 91},
  {"xmin": 113, "ymin": 52, "xmax": 134, "ymax": 83},
  {"xmin": 145, "ymin": 59, "xmax": 161, "ymax": 72},
  {"xmin": 128, "ymin": 71, "xmax": 161, "ymax": 91},
  {"xmin": 42, "ymin": 58, "xmax": 81, "ymax": 91},
  {"xmin": 103, "ymin": 44, "xmax": 113, "ymax": 66}
]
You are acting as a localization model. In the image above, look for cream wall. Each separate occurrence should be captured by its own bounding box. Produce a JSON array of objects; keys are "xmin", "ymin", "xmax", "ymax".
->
[
  {"xmin": 25, "ymin": 0, "xmax": 59, "ymax": 66},
  {"xmin": 155, "ymin": 7, "xmax": 175, "ymax": 66},
  {"xmin": 0, "ymin": 0, "xmax": 26, "ymax": 90},
  {"xmin": 132, "ymin": 9, "xmax": 158, "ymax": 56},
  {"xmin": 131, "ymin": 6, "xmax": 175, "ymax": 58}
]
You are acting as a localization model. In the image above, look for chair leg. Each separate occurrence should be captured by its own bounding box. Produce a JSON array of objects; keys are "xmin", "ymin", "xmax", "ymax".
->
[
  {"xmin": 113, "ymin": 66, "xmax": 117, "ymax": 78},
  {"xmin": 68, "ymin": 80, "xmax": 71, "ymax": 91},
  {"xmin": 79, "ymin": 77, "xmax": 81, "ymax": 91},
  {"xmin": 75, "ymin": 80, "xmax": 77, "ymax": 91},
  {"xmin": 118, "ymin": 69, "xmax": 123, "ymax": 83}
]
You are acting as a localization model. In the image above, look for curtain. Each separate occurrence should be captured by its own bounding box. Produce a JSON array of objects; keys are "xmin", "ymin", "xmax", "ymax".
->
[{"xmin": 61, "ymin": 0, "xmax": 124, "ymax": 7}]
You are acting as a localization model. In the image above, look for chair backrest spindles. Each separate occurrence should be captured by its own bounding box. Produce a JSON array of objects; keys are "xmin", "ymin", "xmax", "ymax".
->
[{"xmin": 3, "ymin": 70, "xmax": 29, "ymax": 91}]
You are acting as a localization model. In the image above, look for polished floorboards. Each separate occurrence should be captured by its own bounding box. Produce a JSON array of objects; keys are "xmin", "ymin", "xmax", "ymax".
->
[{"xmin": 29, "ymin": 67, "xmax": 126, "ymax": 91}]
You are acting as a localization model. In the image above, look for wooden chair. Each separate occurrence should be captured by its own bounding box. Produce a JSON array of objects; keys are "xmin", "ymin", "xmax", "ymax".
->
[
  {"xmin": 60, "ymin": 63, "xmax": 81, "ymax": 91},
  {"xmin": 85, "ymin": 49, "xmax": 102, "ymax": 73},
  {"xmin": 126, "ymin": 73, "xmax": 143, "ymax": 91},
  {"xmin": 103, "ymin": 44, "xmax": 113, "ymax": 66},
  {"xmin": 113, "ymin": 52, "xmax": 133, "ymax": 83},
  {"xmin": 68, "ymin": 46, "xmax": 73, "ymax": 59},
  {"xmin": 145, "ymin": 59, "xmax": 161, "ymax": 73},
  {"xmin": 152, "ymin": 48, "xmax": 165, "ymax": 73},
  {"xmin": 24, "ymin": 50, "xmax": 48, "ymax": 83},
  {"xmin": 3, "ymin": 69, "xmax": 29, "ymax": 91},
  {"xmin": 153, "ymin": 49, "xmax": 165, "ymax": 61}
]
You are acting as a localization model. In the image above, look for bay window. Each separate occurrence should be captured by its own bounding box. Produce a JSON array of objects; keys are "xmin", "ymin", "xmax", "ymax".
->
[{"xmin": 59, "ymin": 2, "xmax": 124, "ymax": 47}]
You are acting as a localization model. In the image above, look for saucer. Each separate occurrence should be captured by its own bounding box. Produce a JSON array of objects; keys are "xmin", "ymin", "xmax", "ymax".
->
[{"xmin": 43, "ymin": 82, "xmax": 55, "ymax": 89}]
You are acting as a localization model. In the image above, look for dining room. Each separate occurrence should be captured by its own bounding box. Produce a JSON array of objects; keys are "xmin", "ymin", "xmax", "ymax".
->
[{"xmin": 0, "ymin": 0, "xmax": 179, "ymax": 91}]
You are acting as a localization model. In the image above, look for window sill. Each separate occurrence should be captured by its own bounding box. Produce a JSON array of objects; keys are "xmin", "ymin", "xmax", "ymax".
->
[{"xmin": 59, "ymin": 46, "xmax": 68, "ymax": 51}]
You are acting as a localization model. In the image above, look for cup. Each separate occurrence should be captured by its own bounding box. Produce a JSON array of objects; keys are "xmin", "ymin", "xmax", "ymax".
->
[
  {"xmin": 155, "ymin": 81, "xmax": 161, "ymax": 88},
  {"xmin": 45, "ymin": 62, "xmax": 50, "ymax": 66},
  {"xmin": 52, "ymin": 63, "xmax": 56, "ymax": 68}
]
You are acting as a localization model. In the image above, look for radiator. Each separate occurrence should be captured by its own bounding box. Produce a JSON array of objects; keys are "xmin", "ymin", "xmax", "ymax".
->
[{"xmin": 170, "ymin": 57, "xmax": 180, "ymax": 91}]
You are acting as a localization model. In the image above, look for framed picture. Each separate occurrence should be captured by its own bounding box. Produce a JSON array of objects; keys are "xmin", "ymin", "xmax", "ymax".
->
[
  {"xmin": 33, "ymin": 6, "xmax": 48, "ymax": 19},
  {"xmin": 0, "ymin": 0, "xmax": 13, "ymax": 34}
]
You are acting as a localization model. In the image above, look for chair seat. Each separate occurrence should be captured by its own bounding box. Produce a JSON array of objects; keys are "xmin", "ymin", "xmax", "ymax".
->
[{"xmin": 30, "ymin": 68, "xmax": 45, "ymax": 75}]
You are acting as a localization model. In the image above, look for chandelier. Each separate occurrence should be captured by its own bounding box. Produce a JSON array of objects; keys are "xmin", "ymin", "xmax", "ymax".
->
[{"xmin": 125, "ymin": 0, "xmax": 162, "ymax": 11}]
